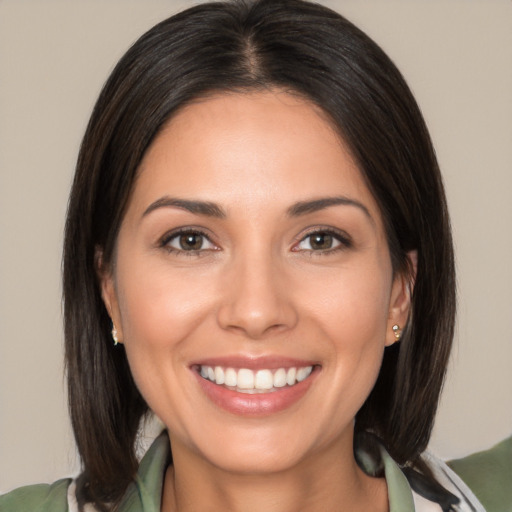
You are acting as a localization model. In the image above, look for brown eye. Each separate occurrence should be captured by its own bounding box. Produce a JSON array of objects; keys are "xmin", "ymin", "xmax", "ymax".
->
[
  {"xmin": 179, "ymin": 233, "xmax": 204, "ymax": 250},
  {"xmin": 309, "ymin": 233, "xmax": 334, "ymax": 250},
  {"xmin": 163, "ymin": 230, "xmax": 216, "ymax": 252},
  {"xmin": 295, "ymin": 229, "xmax": 350, "ymax": 253}
]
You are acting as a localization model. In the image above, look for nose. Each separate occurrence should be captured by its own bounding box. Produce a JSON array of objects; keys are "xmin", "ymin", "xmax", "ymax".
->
[{"xmin": 216, "ymin": 254, "xmax": 298, "ymax": 339}]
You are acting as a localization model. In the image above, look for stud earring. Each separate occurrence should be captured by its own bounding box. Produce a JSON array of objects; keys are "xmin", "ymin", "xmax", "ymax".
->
[
  {"xmin": 112, "ymin": 325, "xmax": 119, "ymax": 346},
  {"xmin": 392, "ymin": 324, "xmax": 402, "ymax": 341}
]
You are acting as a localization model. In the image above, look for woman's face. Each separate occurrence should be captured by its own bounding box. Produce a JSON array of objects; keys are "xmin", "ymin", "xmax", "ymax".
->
[{"xmin": 101, "ymin": 91, "xmax": 412, "ymax": 474}]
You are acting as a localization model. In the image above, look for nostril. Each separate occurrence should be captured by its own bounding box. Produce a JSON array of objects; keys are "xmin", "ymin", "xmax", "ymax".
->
[
  {"xmin": 217, "ymin": 305, "xmax": 297, "ymax": 339},
  {"xmin": 216, "ymin": 264, "xmax": 299, "ymax": 337}
]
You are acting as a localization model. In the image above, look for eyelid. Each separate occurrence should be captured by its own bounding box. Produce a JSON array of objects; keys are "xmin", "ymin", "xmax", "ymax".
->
[
  {"xmin": 159, "ymin": 226, "xmax": 219, "ymax": 253},
  {"xmin": 291, "ymin": 226, "xmax": 353, "ymax": 252}
]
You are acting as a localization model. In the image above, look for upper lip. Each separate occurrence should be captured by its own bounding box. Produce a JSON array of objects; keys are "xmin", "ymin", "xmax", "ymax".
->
[{"xmin": 191, "ymin": 355, "xmax": 319, "ymax": 370}]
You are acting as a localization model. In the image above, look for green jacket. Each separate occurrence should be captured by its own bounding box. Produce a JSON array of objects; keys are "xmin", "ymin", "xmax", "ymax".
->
[
  {"xmin": 448, "ymin": 436, "xmax": 512, "ymax": 512},
  {"xmin": 1, "ymin": 434, "xmax": 510, "ymax": 511}
]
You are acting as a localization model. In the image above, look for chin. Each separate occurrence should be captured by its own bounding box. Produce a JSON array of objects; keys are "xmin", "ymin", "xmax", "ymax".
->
[
  {"xmin": 172, "ymin": 416, "xmax": 349, "ymax": 477},
  {"xmin": 203, "ymin": 442, "xmax": 307, "ymax": 476}
]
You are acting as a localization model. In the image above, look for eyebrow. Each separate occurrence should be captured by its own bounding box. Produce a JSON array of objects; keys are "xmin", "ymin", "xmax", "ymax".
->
[
  {"xmin": 143, "ymin": 197, "xmax": 226, "ymax": 218},
  {"xmin": 142, "ymin": 195, "xmax": 372, "ymax": 222},
  {"xmin": 287, "ymin": 196, "xmax": 372, "ymax": 220}
]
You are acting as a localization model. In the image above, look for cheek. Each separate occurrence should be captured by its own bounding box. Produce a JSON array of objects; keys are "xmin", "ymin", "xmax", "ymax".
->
[
  {"xmin": 297, "ymin": 261, "xmax": 392, "ymax": 396},
  {"xmin": 113, "ymin": 258, "xmax": 220, "ymax": 418},
  {"xmin": 115, "ymin": 257, "xmax": 218, "ymax": 349},
  {"xmin": 299, "ymin": 262, "xmax": 392, "ymax": 341}
]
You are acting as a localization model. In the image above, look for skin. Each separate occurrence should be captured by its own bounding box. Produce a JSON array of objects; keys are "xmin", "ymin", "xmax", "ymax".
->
[{"xmin": 100, "ymin": 91, "xmax": 413, "ymax": 512}]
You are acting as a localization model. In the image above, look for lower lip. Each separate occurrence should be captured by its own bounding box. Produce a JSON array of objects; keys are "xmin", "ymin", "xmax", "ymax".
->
[{"xmin": 194, "ymin": 369, "xmax": 317, "ymax": 417}]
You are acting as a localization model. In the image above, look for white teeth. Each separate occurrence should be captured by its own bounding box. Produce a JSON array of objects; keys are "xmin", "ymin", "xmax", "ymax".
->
[
  {"xmin": 237, "ymin": 369, "xmax": 254, "ymax": 389},
  {"xmin": 273, "ymin": 368, "xmax": 287, "ymax": 388},
  {"xmin": 296, "ymin": 366, "xmax": 313, "ymax": 382},
  {"xmin": 255, "ymin": 369, "xmax": 273, "ymax": 390},
  {"xmin": 199, "ymin": 365, "xmax": 314, "ymax": 391},
  {"xmin": 286, "ymin": 367, "xmax": 296, "ymax": 386},
  {"xmin": 214, "ymin": 366, "xmax": 224, "ymax": 385},
  {"xmin": 225, "ymin": 367, "xmax": 237, "ymax": 387}
]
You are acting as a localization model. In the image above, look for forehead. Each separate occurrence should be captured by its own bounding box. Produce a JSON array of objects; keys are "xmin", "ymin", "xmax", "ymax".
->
[{"xmin": 131, "ymin": 90, "xmax": 382, "ymax": 222}]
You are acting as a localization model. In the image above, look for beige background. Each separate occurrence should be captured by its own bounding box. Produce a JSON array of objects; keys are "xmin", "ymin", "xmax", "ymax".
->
[{"xmin": 1, "ymin": 0, "xmax": 511, "ymax": 493}]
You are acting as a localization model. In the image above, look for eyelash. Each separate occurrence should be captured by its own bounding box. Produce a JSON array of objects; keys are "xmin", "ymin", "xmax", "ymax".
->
[
  {"xmin": 159, "ymin": 228, "xmax": 217, "ymax": 256},
  {"xmin": 158, "ymin": 227, "xmax": 352, "ymax": 257},
  {"xmin": 293, "ymin": 228, "xmax": 353, "ymax": 255}
]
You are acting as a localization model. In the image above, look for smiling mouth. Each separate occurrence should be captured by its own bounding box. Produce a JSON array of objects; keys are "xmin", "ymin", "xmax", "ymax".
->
[{"xmin": 197, "ymin": 365, "xmax": 314, "ymax": 394}]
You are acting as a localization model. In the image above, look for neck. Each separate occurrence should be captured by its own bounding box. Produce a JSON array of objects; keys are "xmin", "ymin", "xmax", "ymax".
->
[{"xmin": 162, "ymin": 434, "xmax": 388, "ymax": 512}]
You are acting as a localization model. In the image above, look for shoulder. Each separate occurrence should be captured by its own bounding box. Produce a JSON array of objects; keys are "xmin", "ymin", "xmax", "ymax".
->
[
  {"xmin": 0, "ymin": 478, "xmax": 71, "ymax": 512},
  {"xmin": 448, "ymin": 435, "xmax": 512, "ymax": 512}
]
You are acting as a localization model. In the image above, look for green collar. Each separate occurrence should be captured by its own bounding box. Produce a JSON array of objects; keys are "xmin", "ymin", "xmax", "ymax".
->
[
  {"xmin": 116, "ymin": 432, "xmax": 170, "ymax": 512},
  {"xmin": 120, "ymin": 431, "xmax": 415, "ymax": 511},
  {"xmin": 380, "ymin": 445, "xmax": 415, "ymax": 511}
]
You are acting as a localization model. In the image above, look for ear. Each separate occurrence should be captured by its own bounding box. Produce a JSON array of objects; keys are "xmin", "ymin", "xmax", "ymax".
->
[
  {"xmin": 385, "ymin": 250, "xmax": 417, "ymax": 347},
  {"xmin": 95, "ymin": 247, "xmax": 124, "ymax": 344}
]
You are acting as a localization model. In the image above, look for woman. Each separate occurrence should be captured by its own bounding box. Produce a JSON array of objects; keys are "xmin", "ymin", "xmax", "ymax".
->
[{"xmin": 1, "ymin": 1, "xmax": 508, "ymax": 511}]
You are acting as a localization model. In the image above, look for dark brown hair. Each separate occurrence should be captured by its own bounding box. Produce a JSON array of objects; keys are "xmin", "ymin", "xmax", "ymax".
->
[{"xmin": 63, "ymin": 0, "xmax": 455, "ymax": 509}]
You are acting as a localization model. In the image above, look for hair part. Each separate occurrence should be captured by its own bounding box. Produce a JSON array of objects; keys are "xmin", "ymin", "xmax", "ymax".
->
[{"xmin": 63, "ymin": 0, "xmax": 455, "ymax": 509}]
